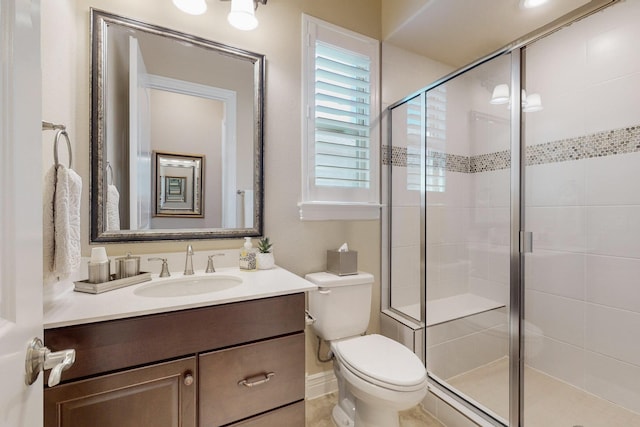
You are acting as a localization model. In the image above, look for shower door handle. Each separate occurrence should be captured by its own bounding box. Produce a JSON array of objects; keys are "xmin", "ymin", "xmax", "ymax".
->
[{"xmin": 520, "ymin": 231, "xmax": 533, "ymax": 253}]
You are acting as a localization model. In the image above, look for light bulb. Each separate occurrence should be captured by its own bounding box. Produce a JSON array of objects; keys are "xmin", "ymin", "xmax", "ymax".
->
[
  {"xmin": 172, "ymin": 0, "xmax": 207, "ymax": 15},
  {"xmin": 228, "ymin": 0, "xmax": 258, "ymax": 31},
  {"xmin": 520, "ymin": 0, "xmax": 549, "ymax": 9}
]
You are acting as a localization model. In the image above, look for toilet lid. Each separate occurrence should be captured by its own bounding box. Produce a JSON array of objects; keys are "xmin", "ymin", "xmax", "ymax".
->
[{"xmin": 332, "ymin": 334, "xmax": 427, "ymax": 390}]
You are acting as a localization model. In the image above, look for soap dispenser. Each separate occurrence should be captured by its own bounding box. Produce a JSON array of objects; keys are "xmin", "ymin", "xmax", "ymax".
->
[{"xmin": 239, "ymin": 237, "xmax": 256, "ymax": 270}]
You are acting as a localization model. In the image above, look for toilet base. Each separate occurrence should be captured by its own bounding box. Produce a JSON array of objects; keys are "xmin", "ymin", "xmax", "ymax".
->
[
  {"xmin": 354, "ymin": 398, "xmax": 400, "ymax": 427},
  {"xmin": 332, "ymin": 404, "xmax": 354, "ymax": 427},
  {"xmin": 332, "ymin": 398, "xmax": 400, "ymax": 427}
]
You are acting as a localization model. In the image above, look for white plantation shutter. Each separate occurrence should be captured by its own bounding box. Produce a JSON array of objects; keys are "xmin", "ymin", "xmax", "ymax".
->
[
  {"xmin": 300, "ymin": 15, "xmax": 380, "ymax": 220},
  {"xmin": 314, "ymin": 42, "xmax": 371, "ymax": 188},
  {"xmin": 406, "ymin": 97, "xmax": 422, "ymax": 192},
  {"xmin": 425, "ymin": 86, "xmax": 447, "ymax": 193}
]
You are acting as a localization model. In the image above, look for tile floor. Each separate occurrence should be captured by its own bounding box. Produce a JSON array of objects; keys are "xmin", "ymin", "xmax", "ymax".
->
[
  {"xmin": 447, "ymin": 357, "xmax": 640, "ymax": 427},
  {"xmin": 307, "ymin": 359, "xmax": 640, "ymax": 426},
  {"xmin": 305, "ymin": 392, "xmax": 444, "ymax": 427}
]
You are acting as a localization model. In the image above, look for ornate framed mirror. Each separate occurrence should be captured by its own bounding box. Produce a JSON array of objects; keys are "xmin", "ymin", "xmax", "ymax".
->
[{"xmin": 90, "ymin": 9, "xmax": 264, "ymax": 242}]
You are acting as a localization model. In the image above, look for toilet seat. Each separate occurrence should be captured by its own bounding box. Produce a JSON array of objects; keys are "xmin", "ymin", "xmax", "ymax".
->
[{"xmin": 332, "ymin": 334, "xmax": 427, "ymax": 392}]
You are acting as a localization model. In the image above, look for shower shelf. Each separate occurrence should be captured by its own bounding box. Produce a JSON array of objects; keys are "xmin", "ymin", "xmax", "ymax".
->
[{"xmin": 427, "ymin": 293, "xmax": 505, "ymax": 327}]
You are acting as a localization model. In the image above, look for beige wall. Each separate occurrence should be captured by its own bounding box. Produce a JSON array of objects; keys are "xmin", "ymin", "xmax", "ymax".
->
[
  {"xmin": 42, "ymin": 0, "xmax": 382, "ymax": 378},
  {"xmin": 382, "ymin": 42, "xmax": 453, "ymax": 107}
]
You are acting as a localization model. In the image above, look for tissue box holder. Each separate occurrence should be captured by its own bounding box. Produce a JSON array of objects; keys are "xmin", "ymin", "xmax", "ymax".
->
[{"xmin": 327, "ymin": 250, "xmax": 357, "ymax": 276}]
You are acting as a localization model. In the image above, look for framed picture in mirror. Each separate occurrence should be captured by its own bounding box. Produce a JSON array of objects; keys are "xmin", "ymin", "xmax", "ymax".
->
[{"xmin": 154, "ymin": 151, "xmax": 204, "ymax": 217}]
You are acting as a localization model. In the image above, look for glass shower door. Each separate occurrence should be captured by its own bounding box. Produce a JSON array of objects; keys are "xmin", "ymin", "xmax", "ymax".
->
[
  {"xmin": 389, "ymin": 93, "xmax": 425, "ymax": 323},
  {"xmin": 424, "ymin": 53, "xmax": 513, "ymax": 423},
  {"xmin": 522, "ymin": 2, "xmax": 640, "ymax": 426}
]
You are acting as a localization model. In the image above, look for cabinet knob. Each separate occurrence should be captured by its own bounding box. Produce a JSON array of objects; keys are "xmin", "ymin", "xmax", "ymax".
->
[{"xmin": 183, "ymin": 372, "xmax": 194, "ymax": 386}]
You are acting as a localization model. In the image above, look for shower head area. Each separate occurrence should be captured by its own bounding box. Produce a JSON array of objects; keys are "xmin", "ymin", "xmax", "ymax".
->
[{"xmin": 382, "ymin": 1, "xmax": 640, "ymax": 425}]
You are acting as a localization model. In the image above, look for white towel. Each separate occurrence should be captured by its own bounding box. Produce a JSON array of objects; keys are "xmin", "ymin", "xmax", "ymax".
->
[
  {"xmin": 43, "ymin": 164, "xmax": 82, "ymax": 283},
  {"xmin": 106, "ymin": 184, "xmax": 121, "ymax": 231}
]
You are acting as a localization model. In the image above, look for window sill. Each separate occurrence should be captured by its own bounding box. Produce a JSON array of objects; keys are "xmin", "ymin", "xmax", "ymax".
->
[{"xmin": 298, "ymin": 202, "xmax": 381, "ymax": 221}]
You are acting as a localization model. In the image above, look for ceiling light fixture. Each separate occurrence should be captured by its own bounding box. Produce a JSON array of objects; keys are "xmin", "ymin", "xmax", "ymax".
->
[
  {"xmin": 227, "ymin": 0, "xmax": 267, "ymax": 31},
  {"xmin": 520, "ymin": 0, "xmax": 549, "ymax": 9},
  {"xmin": 490, "ymin": 84, "xmax": 543, "ymax": 112},
  {"xmin": 172, "ymin": 0, "xmax": 207, "ymax": 15},
  {"xmin": 490, "ymin": 84, "xmax": 510, "ymax": 105},
  {"xmin": 523, "ymin": 93, "xmax": 544, "ymax": 112}
]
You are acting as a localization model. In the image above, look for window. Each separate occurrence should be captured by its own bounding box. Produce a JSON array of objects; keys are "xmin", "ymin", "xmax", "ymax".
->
[
  {"xmin": 300, "ymin": 15, "xmax": 380, "ymax": 220},
  {"xmin": 426, "ymin": 86, "xmax": 447, "ymax": 192},
  {"xmin": 406, "ymin": 97, "xmax": 422, "ymax": 192}
]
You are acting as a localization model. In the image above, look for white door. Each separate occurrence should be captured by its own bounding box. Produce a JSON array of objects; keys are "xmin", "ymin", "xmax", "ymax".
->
[
  {"xmin": 129, "ymin": 36, "xmax": 152, "ymax": 230},
  {"xmin": 0, "ymin": 0, "xmax": 43, "ymax": 426}
]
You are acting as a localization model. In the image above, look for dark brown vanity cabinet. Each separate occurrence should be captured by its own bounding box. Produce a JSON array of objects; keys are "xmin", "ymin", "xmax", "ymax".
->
[
  {"xmin": 43, "ymin": 357, "xmax": 197, "ymax": 427},
  {"xmin": 44, "ymin": 293, "xmax": 306, "ymax": 427}
]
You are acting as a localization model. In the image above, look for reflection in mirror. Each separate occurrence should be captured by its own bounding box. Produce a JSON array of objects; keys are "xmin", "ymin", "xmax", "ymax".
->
[
  {"xmin": 154, "ymin": 152, "xmax": 204, "ymax": 220},
  {"xmin": 90, "ymin": 9, "xmax": 264, "ymax": 242}
]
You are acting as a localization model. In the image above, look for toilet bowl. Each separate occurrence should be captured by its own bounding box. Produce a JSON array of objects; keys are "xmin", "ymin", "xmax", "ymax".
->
[
  {"xmin": 305, "ymin": 272, "xmax": 428, "ymax": 427},
  {"xmin": 330, "ymin": 334, "xmax": 428, "ymax": 427}
]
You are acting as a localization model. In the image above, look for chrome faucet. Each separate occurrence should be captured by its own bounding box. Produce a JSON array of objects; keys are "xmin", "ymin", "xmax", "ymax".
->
[
  {"xmin": 206, "ymin": 253, "xmax": 225, "ymax": 273},
  {"xmin": 148, "ymin": 257, "xmax": 171, "ymax": 277},
  {"xmin": 184, "ymin": 244, "xmax": 194, "ymax": 275}
]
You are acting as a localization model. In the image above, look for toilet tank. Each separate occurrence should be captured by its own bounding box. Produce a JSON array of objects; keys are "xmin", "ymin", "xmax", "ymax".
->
[{"xmin": 305, "ymin": 271, "xmax": 374, "ymax": 341}]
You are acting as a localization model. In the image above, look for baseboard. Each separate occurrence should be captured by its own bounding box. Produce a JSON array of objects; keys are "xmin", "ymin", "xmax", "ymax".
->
[{"xmin": 305, "ymin": 370, "xmax": 337, "ymax": 400}]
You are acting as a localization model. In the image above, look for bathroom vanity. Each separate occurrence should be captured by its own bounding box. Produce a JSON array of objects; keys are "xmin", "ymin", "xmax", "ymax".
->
[{"xmin": 43, "ymin": 267, "xmax": 315, "ymax": 427}]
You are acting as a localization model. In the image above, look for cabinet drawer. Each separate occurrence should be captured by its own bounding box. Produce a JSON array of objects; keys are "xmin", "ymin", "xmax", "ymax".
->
[
  {"xmin": 44, "ymin": 357, "xmax": 196, "ymax": 427},
  {"xmin": 228, "ymin": 401, "xmax": 305, "ymax": 427},
  {"xmin": 199, "ymin": 333, "xmax": 305, "ymax": 426},
  {"xmin": 45, "ymin": 293, "xmax": 305, "ymax": 382}
]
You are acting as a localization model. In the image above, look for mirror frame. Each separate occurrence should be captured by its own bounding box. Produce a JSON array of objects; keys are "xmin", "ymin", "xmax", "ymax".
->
[{"xmin": 90, "ymin": 9, "xmax": 264, "ymax": 242}]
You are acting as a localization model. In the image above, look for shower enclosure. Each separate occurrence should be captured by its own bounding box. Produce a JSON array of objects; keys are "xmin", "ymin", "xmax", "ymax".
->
[{"xmin": 383, "ymin": 1, "xmax": 640, "ymax": 425}]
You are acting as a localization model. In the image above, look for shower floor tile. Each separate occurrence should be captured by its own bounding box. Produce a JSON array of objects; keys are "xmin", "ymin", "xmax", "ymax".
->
[
  {"xmin": 305, "ymin": 392, "xmax": 444, "ymax": 427},
  {"xmin": 447, "ymin": 357, "xmax": 640, "ymax": 427}
]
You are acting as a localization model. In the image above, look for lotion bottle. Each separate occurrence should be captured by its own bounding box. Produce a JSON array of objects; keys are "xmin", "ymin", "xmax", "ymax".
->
[{"xmin": 239, "ymin": 237, "xmax": 256, "ymax": 270}]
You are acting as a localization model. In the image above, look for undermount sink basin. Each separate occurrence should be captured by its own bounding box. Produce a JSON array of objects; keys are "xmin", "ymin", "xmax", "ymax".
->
[{"xmin": 134, "ymin": 275, "xmax": 242, "ymax": 298}]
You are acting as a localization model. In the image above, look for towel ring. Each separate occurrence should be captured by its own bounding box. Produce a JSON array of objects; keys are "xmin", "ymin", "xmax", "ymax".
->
[
  {"xmin": 106, "ymin": 162, "xmax": 114, "ymax": 185},
  {"xmin": 54, "ymin": 130, "xmax": 72, "ymax": 169}
]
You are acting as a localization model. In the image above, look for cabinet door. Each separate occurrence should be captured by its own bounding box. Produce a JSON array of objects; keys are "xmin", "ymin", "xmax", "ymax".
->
[
  {"xmin": 199, "ymin": 333, "xmax": 305, "ymax": 426},
  {"xmin": 44, "ymin": 357, "xmax": 196, "ymax": 427}
]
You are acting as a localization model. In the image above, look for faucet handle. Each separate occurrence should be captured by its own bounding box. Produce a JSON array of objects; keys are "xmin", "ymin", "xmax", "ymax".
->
[
  {"xmin": 148, "ymin": 257, "xmax": 171, "ymax": 277},
  {"xmin": 206, "ymin": 253, "xmax": 225, "ymax": 273}
]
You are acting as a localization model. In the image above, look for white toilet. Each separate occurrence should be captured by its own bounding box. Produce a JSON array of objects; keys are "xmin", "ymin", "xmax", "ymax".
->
[{"xmin": 306, "ymin": 272, "xmax": 428, "ymax": 427}]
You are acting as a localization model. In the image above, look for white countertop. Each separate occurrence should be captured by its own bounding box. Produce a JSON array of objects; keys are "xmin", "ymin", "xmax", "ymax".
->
[{"xmin": 44, "ymin": 266, "xmax": 316, "ymax": 329}]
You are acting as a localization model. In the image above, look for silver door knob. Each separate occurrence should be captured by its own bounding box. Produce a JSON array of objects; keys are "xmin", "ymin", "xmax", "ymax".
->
[{"xmin": 25, "ymin": 337, "xmax": 76, "ymax": 387}]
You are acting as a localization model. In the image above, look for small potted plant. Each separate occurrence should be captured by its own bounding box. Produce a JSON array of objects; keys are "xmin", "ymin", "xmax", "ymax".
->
[{"xmin": 256, "ymin": 236, "xmax": 275, "ymax": 270}]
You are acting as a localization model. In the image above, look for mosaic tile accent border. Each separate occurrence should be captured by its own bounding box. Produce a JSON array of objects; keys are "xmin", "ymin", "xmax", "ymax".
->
[
  {"xmin": 383, "ymin": 145, "xmax": 407, "ymax": 167},
  {"xmin": 470, "ymin": 150, "xmax": 510, "ymax": 173},
  {"xmin": 385, "ymin": 125, "xmax": 640, "ymax": 173},
  {"xmin": 441, "ymin": 152, "xmax": 469, "ymax": 173},
  {"xmin": 382, "ymin": 146, "xmax": 469, "ymax": 173},
  {"xmin": 526, "ymin": 125, "xmax": 640, "ymax": 166}
]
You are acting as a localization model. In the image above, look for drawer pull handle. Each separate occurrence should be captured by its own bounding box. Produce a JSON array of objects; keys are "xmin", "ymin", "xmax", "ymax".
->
[{"xmin": 238, "ymin": 372, "xmax": 275, "ymax": 388}]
